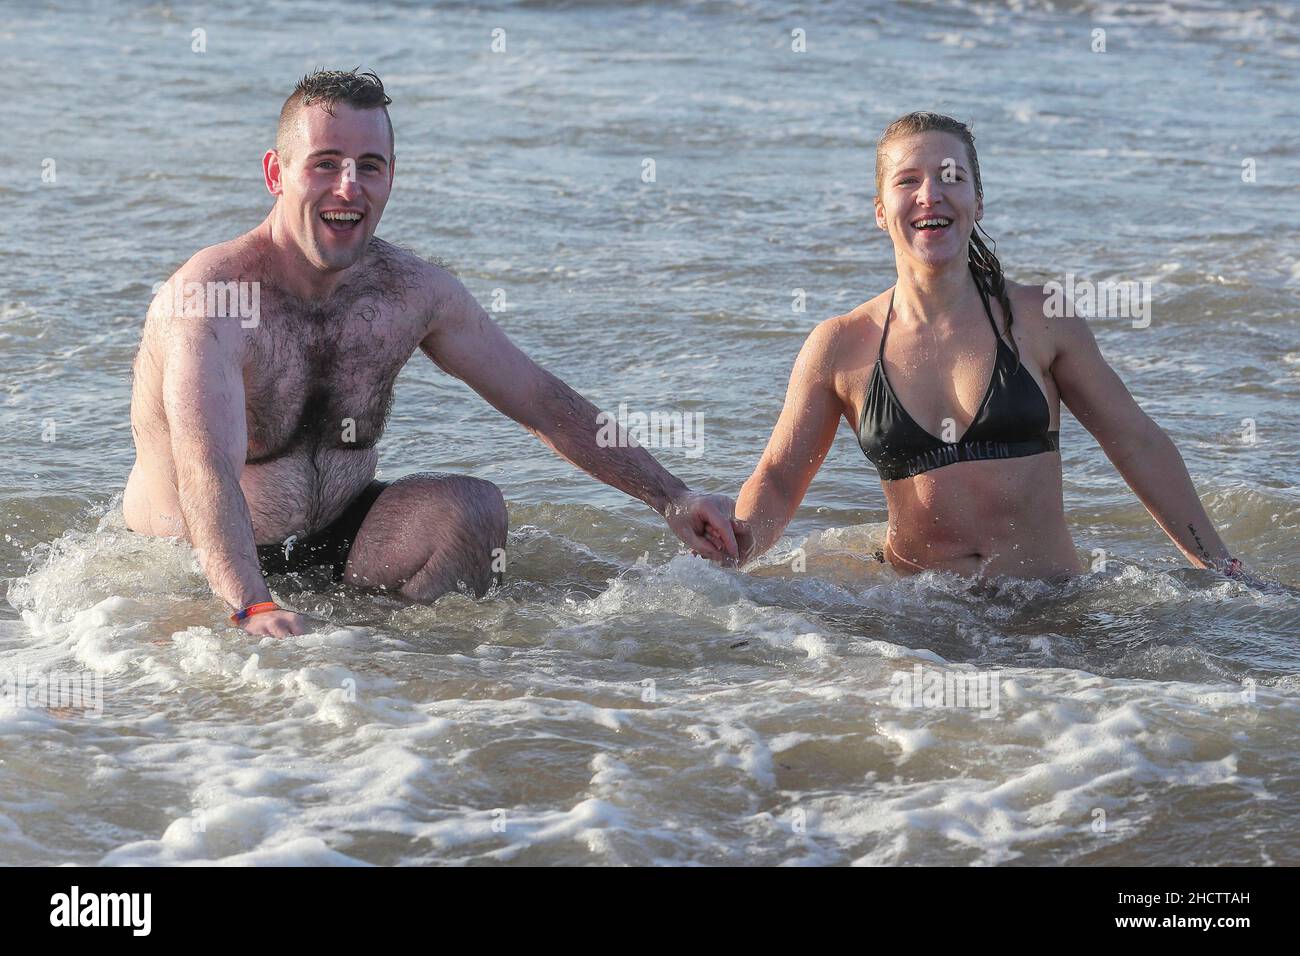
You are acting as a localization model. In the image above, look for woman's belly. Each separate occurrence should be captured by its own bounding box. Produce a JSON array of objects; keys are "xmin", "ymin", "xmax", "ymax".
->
[{"xmin": 880, "ymin": 453, "xmax": 1081, "ymax": 580}]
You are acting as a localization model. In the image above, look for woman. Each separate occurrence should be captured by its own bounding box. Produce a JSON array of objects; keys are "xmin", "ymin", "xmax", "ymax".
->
[{"xmin": 730, "ymin": 112, "xmax": 1250, "ymax": 582}]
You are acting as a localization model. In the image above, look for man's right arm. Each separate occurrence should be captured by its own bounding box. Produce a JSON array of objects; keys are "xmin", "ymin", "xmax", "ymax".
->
[{"xmin": 158, "ymin": 295, "xmax": 303, "ymax": 636}]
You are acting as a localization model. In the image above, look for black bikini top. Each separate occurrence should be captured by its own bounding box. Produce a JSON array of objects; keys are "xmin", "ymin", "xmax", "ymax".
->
[{"xmin": 857, "ymin": 283, "xmax": 1059, "ymax": 482}]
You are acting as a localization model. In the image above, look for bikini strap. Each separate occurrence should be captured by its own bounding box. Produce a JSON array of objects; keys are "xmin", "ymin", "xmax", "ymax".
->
[
  {"xmin": 973, "ymin": 276, "xmax": 1001, "ymax": 343},
  {"xmin": 879, "ymin": 287, "xmax": 896, "ymax": 360},
  {"xmin": 974, "ymin": 272, "xmax": 1022, "ymax": 372}
]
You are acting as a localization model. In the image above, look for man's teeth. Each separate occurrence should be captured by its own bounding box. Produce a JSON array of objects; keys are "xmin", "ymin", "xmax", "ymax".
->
[
  {"xmin": 322, "ymin": 212, "xmax": 362, "ymax": 222},
  {"xmin": 914, "ymin": 217, "xmax": 952, "ymax": 229}
]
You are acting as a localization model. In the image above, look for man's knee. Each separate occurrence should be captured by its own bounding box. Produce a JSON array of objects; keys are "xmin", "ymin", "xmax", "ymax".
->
[
  {"xmin": 446, "ymin": 475, "xmax": 507, "ymax": 540},
  {"xmin": 399, "ymin": 473, "xmax": 507, "ymax": 544},
  {"xmin": 393, "ymin": 475, "xmax": 506, "ymax": 597}
]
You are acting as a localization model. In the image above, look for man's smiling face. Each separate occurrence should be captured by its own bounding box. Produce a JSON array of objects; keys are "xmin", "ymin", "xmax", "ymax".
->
[{"xmin": 266, "ymin": 102, "xmax": 395, "ymax": 273}]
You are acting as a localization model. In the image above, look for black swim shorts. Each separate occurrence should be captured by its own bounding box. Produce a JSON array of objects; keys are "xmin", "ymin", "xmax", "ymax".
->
[{"xmin": 257, "ymin": 480, "xmax": 388, "ymax": 580}]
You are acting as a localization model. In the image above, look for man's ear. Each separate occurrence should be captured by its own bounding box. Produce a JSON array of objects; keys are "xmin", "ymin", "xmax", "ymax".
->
[{"xmin": 263, "ymin": 149, "xmax": 284, "ymax": 196}]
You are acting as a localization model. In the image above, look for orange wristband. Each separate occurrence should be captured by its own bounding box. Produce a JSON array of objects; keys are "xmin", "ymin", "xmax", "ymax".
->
[{"xmin": 230, "ymin": 601, "xmax": 280, "ymax": 625}]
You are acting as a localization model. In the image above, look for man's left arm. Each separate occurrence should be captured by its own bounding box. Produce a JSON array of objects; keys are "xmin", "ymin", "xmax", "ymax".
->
[{"xmin": 419, "ymin": 270, "xmax": 738, "ymax": 562}]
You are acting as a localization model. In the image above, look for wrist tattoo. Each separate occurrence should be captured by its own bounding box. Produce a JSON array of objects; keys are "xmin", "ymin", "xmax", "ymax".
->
[{"xmin": 1187, "ymin": 523, "xmax": 1213, "ymax": 562}]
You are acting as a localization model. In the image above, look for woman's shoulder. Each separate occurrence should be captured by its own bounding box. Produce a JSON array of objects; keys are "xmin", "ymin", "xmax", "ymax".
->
[
  {"xmin": 819, "ymin": 290, "xmax": 892, "ymax": 352},
  {"xmin": 1005, "ymin": 278, "xmax": 1052, "ymax": 320},
  {"xmin": 794, "ymin": 291, "xmax": 892, "ymax": 397},
  {"xmin": 1003, "ymin": 278, "xmax": 1066, "ymax": 369}
]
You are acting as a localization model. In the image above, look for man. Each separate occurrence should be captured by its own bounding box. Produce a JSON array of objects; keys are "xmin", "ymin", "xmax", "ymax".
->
[{"xmin": 123, "ymin": 69, "xmax": 738, "ymax": 638}]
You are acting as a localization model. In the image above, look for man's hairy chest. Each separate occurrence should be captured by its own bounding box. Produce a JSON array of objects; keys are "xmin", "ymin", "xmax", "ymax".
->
[{"xmin": 242, "ymin": 286, "xmax": 426, "ymax": 465}]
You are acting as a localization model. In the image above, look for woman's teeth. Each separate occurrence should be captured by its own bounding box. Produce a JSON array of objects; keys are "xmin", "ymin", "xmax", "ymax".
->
[{"xmin": 913, "ymin": 217, "xmax": 952, "ymax": 230}]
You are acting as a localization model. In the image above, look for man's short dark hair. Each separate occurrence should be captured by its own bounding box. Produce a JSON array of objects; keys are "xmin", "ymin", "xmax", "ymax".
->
[{"xmin": 277, "ymin": 68, "xmax": 394, "ymax": 163}]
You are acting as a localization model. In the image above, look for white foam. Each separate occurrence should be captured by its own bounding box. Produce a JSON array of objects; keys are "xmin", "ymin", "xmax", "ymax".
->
[{"xmin": 2, "ymin": 522, "xmax": 1293, "ymax": 865}]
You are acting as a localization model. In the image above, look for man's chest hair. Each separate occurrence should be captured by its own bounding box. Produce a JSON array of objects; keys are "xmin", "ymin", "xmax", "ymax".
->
[{"xmin": 241, "ymin": 264, "xmax": 425, "ymax": 461}]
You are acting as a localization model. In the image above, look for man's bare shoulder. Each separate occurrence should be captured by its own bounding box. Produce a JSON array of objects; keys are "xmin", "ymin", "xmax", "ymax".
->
[
  {"xmin": 362, "ymin": 237, "xmax": 441, "ymax": 284},
  {"xmin": 360, "ymin": 238, "xmax": 465, "ymax": 315},
  {"xmin": 368, "ymin": 242, "xmax": 483, "ymax": 338},
  {"xmin": 150, "ymin": 233, "xmax": 262, "ymax": 309},
  {"xmin": 164, "ymin": 234, "xmax": 264, "ymax": 288},
  {"xmin": 143, "ymin": 234, "xmax": 265, "ymax": 352}
]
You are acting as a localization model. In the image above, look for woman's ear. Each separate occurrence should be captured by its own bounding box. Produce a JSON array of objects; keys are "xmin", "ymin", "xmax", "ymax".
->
[{"xmin": 874, "ymin": 197, "xmax": 887, "ymax": 231}]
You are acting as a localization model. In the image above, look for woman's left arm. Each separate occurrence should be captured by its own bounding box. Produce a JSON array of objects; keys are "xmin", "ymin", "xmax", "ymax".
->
[{"xmin": 1040, "ymin": 293, "xmax": 1249, "ymax": 579}]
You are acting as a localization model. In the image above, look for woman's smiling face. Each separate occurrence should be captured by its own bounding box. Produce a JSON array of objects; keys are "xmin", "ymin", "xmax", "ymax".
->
[{"xmin": 875, "ymin": 131, "xmax": 983, "ymax": 270}]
